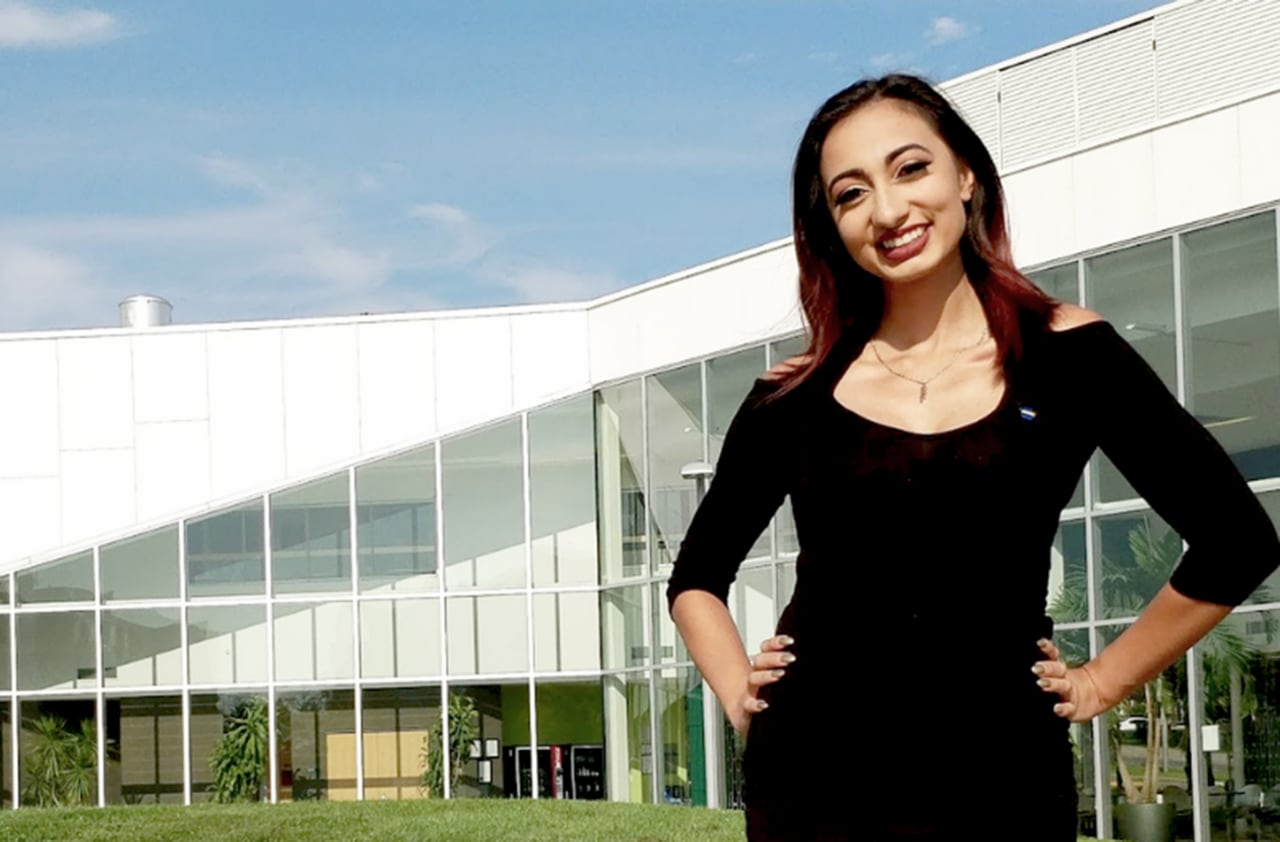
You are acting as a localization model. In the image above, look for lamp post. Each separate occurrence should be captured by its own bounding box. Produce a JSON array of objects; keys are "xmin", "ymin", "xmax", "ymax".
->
[{"xmin": 679, "ymin": 461, "xmax": 722, "ymax": 809}]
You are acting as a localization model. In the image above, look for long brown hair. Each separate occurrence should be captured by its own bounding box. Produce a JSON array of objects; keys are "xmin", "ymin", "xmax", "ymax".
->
[{"xmin": 776, "ymin": 73, "xmax": 1054, "ymax": 394}]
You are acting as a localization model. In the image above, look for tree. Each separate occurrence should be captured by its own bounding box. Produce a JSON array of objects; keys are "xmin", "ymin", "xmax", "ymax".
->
[
  {"xmin": 22, "ymin": 715, "xmax": 103, "ymax": 807},
  {"xmin": 209, "ymin": 696, "xmax": 271, "ymax": 803},
  {"xmin": 422, "ymin": 693, "xmax": 481, "ymax": 798}
]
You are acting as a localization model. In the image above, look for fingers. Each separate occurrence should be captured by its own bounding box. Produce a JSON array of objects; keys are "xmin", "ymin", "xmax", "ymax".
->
[
  {"xmin": 742, "ymin": 694, "xmax": 769, "ymax": 714},
  {"xmin": 748, "ymin": 649, "xmax": 797, "ymax": 671},
  {"xmin": 758, "ymin": 634, "xmax": 795, "ymax": 653},
  {"xmin": 747, "ymin": 668, "xmax": 788, "ymax": 689},
  {"xmin": 1031, "ymin": 658, "xmax": 1068, "ymax": 680},
  {"xmin": 1037, "ymin": 637, "xmax": 1062, "ymax": 662}
]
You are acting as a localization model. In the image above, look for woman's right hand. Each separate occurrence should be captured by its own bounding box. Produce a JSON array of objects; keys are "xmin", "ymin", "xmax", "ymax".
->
[{"xmin": 730, "ymin": 635, "xmax": 796, "ymax": 735}]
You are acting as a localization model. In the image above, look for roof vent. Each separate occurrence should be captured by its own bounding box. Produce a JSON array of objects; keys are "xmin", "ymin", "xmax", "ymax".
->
[{"xmin": 119, "ymin": 295, "xmax": 173, "ymax": 328}]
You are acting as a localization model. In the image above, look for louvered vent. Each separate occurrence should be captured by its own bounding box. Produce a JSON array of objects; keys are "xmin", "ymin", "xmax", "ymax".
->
[
  {"xmin": 1076, "ymin": 19, "xmax": 1156, "ymax": 143},
  {"xmin": 940, "ymin": 72, "xmax": 1001, "ymax": 167},
  {"xmin": 1156, "ymin": 0, "xmax": 1280, "ymax": 120},
  {"xmin": 999, "ymin": 48, "xmax": 1076, "ymax": 169}
]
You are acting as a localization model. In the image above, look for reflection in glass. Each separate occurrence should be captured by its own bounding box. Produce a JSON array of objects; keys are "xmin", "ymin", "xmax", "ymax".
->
[
  {"xmin": 102, "ymin": 608, "xmax": 182, "ymax": 688},
  {"xmin": 601, "ymin": 586, "xmax": 648, "ymax": 670},
  {"xmin": 361, "ymin": 686, "xmax": 440, "ymax": 800},
  {"xmin": 1094, "ymin": 510, "xmax": 1177, "ymax": 619},
  {"xmin": 653, "ymin": 583, "xmax": 688, "ymax": 664},
  {"xmin": 769, "ymin": 334, "xmax": 808, "ymax": 364},
  {"xmin": 731, "ymin": 564, "xmax": 777, "ymax": 653},
  {"xmin": 445, "ymin": 595, "xmax": 528, "ymax": 676},
  {"xmin": 106, "ymin": 695, "xmax": 183, "ymax": 804},
  {"xmin": 596, "ymin": 381, "xmax": 648, "ymax": 582},
  {"xmin": 777, "ymin": 562, "xmax": 797, "ymax": 611},
  {"xmin": 1254, "ymin": 492, "xmax": 1280, "ymax": 604},
  {"xmin": 1050, "ymin": 629, "xmax": 1096, "ymax": 837},
  {"xmin": 360, "ymin": 598, "xmax": 442, "ymax": 679},
  {"xmin": 1028, "ymin": 262, "xmax": 1080, "ymax": 304},
  {"xmin": 271, "ymin": 474, "xmax": 352, "ymax": 595},
  {"xmin": 1, "ymin": 701, "xmax": 10, "ymax": 808},
  {"xmin": 1183, "ymin": 212, "xmax": 1280, "ymax": 482},
  {"xmin": 16, "ymin": 551, "xmax": 93, "ymax": 604},
  {"xmin": 707, "ymin": 347, "xmax": 772, "ymax": 560},
  {"xmin": 17, "ymin": 612, "xmax": 95, "ymax": 691},
  {"xmin": 278, "ymin": 689, "xmax": 356, "ymax": 801},
  {"xmin": 101, "ymin": 527, "xmax": 180, "ymax": 601},
  {"xmin": 186, "ymin": 501, "xmax": 265, "ymax": 598},
  {"xmin": 657, "ymin": 666, "xmax": 706, "ymax": 806},
  {"xmin": 187, "ymin": 605, "xmax": 268, "ymax": 685},
  {"xmin": 189, "ymin": 691, "xmax": 268, "ymax": 803},
  {"xmin": 1047, "ymin": 521, "xmax": 1088, "ymax": 624},
  {"xmin": 533, "ymin": 680, "xmax": 606, "ymax": 799},
  {"xmin": 0, "ymin": 573, "xmax": 8, "ymax": 607},
  {"xmin": 647, "ymin": 364, "xmax": 703, "ymax": 573},
  {"xmin": 1086, "ymin": 238, "xmax": 1176, "ymax": 502},
  {"xmin": 530, "ymin": 395, "xmax": 598, "ymax": 587},
  {"xmin": 356, "ymin": 446, "xmax": 438, "ymax": 594},
  {"xmin": 273, "ymin": 602, "xmax": 354, "ymax": 682},
  {"xmin": 533, "ymin": 592, "xmax": 601, "ymax": 673},
  {"xmin": 449, "ymin": 684, "xmax": 524, "ymax": 798},
  {"xmin": 19, "ymin": 699, "xmax": 99, "ymax": 806},
  {"xmin": 0, "ymin": 617, "xmax": 9, "ymax": 692},
  {"xmin": 442, "ymin": 420, "xmax": 525, "ymax": 590},
  {"xmin": 603, "ymin": 672, "xmax": 653, "ymax": 803}
]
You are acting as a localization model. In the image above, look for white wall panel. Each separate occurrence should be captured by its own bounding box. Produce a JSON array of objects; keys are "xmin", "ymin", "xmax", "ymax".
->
[
  {"xmin": 58, "ymin": 336, "xmax": 133, "ymax": 450},
  {"xmin": 282, "ymin": 325, "xmax": 360, "ymax": 474},
  {"xmin": 134, "ymin": 421, "xmax": 211, "ymax": 524},
  {"xmin": 0, "ymin": 477, "xmax": 59, "ymax": 562},
  {"xmin": 60, "ymin": 449, "xmax": 135, "ymax": 546},
  {"xmin": 1005, "ymin": 156, "xmax": 1078, "ymax": 269},
  {"xmin": 511, "ymin": 310, "xmax": 590, "ymax": 407},
  {"xmin": 434, "ymin": 316, "xmax": 513, "ymax": 432},
  {"xmin": 1076, "ymin": 20, "xmax": 1155, "ymax": 144},
  {"xmin": 1071, "ymin": 133, "xmax": 1157, "ymax": 252},
  {"xmin": 1238, "ymin": 93, "xmax": 1280, "ymax": 207},
  {"xmin": 0, "ymin": 340, "xmax": 59, "ymax": 477},
  {"xmin": 357, "ymin": 319, "xmax": 436, "ymax": 453},
  {"xmin": 1156, "ymin": 0, "xmax": 1280, "ymax": 121},
  {"xmin": 132, "ymin": 332, "xmax": 209, "ymax": 422},
  {"xmin": 207, "ymin": 329, "xmax": 286, "ymax": 499},
  {"xmin": 942, "ymin": 71, "xmax": 1000, "ymax": 166},
  {"xmin": 1000, "ymin": 49, "xmax": 1076, "ymax": 169},
  {"xmin": 1152, "ymin": 108, "xmax": 1242, "ymax": 231}
]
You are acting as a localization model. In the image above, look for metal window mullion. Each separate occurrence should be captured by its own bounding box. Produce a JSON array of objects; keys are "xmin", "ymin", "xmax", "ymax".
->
[
  {"xmin": 522, "ymin": 411, "xmax": 539, "ymax": 799},
  {"xmin": 93, "ymin": 545, "xmax": 105, "ymax": 807},
  {"xmin": 263, "ymin": 493, "xmax": 278, "ymax": 804},
  {"xmin": 9, "ymin": 605, "xmax": 17, "ymax": 809},
  {"xmin": 436, "ymin": 443, "xmax": 452, "ymax": 800},
  {"xmin": 178, "ymin": 517, "xmax": 191, "ymax": 805},
  {"xmin": 647, "ymin": 663, "xmax": 660, "ymax": 805},
  {"xmin": 1089, "ymin": 625, "xmax": 1110, "ymax": 837},
  {"xmin": 640, "ymin": 376, "xmax": 654, "ymax": 579},
  {"xmin": 349, "ymin": 466, "xmax": 364, "ymax": 801},
  {"xmin": 1186, "ymin": 643, "xmax": 1208, "ymax": 842},
  {"xmin": 1172, "ymin": 232, "xmax": 1188, "ymax": 406}
]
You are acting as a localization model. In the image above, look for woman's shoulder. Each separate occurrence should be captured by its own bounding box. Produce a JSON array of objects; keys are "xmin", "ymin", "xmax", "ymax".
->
[{"xmin": 1046, "ymin": 303, "xmax": 1107, "ymax": 334}]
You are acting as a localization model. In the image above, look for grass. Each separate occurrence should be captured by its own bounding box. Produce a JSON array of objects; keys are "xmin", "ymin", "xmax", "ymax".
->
[{"xmin": 0, "ymin": 799, "xmax": 747, "ymax": 842}]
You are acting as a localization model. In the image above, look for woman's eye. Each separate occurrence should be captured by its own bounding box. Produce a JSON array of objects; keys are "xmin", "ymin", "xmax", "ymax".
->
[
  {"xmin": 899, "ymin": 161, "xmax": 929, "ymax": 177},
  {"xmin": 834, "ymin": 186, "xmax": 865, "ymax": 205}
]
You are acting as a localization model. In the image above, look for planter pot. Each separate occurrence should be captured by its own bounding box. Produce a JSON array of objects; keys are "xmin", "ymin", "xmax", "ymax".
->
[{"xmin": 1115, "ymin": 801, "xmax": 1176, "ymax": 842}]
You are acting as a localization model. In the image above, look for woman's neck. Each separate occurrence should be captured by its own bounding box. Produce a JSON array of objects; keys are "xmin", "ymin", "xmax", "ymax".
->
[{"xmin": 875, "ymin": 258, "xmax": 987, "ymax": 350}]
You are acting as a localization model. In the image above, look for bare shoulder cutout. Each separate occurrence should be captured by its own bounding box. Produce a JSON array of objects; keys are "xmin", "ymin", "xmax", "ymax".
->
[
  {"xmin": 762, "ymin": 354, "xmax": 812, "ymax": 382},
  {"xmin": 1049, "ymin": 303, "xmax": 1105, "ymax": 333}
]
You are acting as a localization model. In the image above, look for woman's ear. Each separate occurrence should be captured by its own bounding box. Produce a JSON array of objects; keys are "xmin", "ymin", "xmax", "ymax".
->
[{"xmin": 959, "ymin": 165, "xmax": 976, "ymax": 203}]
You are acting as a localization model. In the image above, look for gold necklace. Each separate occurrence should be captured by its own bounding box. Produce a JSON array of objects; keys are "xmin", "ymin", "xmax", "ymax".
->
[{"xmin": 870, "ymin": 328, "xmax": 989, "ymax": 403}]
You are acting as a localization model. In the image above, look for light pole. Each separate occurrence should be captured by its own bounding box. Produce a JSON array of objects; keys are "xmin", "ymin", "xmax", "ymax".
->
[{"xmin": 679, "ymin": 461, "xmax": 722, "ymax": 809}]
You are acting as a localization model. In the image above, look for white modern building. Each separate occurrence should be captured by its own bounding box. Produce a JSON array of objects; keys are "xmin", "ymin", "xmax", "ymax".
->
[{"xmin": 0, "ymin": 0, "xmax": 1278, "ymax": 837}]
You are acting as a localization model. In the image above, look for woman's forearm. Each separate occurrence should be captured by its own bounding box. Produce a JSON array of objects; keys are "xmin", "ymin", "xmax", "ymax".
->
[
  {"xmin": 1083, "ymin": 583, "xmax": 1232, "ymax": 709},
  {"xmin": 671, "ymin": 589, "xmax": 753, "ymax": 721}
]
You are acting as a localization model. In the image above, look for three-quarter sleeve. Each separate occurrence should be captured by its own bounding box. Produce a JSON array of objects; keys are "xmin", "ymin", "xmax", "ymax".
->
[
  {"xmin": 665, "ymin": 377, "xmax": 792, "ymax": 611},
  {"xmin": 1077, "ymin": 322, "xmax": 1280, "ymax": 605}
]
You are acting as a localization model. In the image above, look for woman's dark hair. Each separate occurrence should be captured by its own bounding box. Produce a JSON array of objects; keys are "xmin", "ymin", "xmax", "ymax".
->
[{"xmin": 776, "ymin": 73, "xmax": 1055, "ymax": 394}]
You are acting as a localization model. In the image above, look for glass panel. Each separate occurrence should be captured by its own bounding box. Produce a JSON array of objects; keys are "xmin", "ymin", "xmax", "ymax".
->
[
  {"xmin": 730, "ymin": 564, "xmax": 777, "ymax": 653},
  {"xmin": 442, "ymin": 420, "xmax": 525, "ymax": 590},
  {"xmin": 186, "ymin": 500, "xmax": 265, "ymax": 598},
  {"xmin": 603, "ymin": 672, "xmax": 653, "ymax": 803},
  {"xmin": 102, "ymin": 608, "xmax": 182, "ymax": 688},
  {"xmin": 278, "ymin": 689, "xmax": 355, "ymax": 801},
  {"xmin": 530, "ymin": 395, "xmax": 598, "ymax": 587},
  {"xmin": 446, "ymin": 595, "xmax": 528, "ymax": 676},
  {"xmin": 360, "ymin": 598, "xmax": 442, "ymax": 679},
  {"xmin": 101, "ymin": 527, "xmax": 180, "ymax": 601},
  {"xmin": 356, "ymin": 446, "xmax": 438, "ymax": 594},
  {"xmin": 1048, "ymin": 521, "xmax": 1088, "ymax": 624},
  {"xmin": 777, "ymin": 562, "xmax": 797, "ymax": 610},
  {"xmin": 653, "ymin": 582, "xmax": 688, "ymax": 664},
  {"xmin": 601, "ymin": 585, "xmax": 648, "ymax": 670},
  {"xmin": 0, "ymin": 616, "xmax": 9, "ymax": 692},
  {"xmin": 1028, "ymin": 262, "xmax": 1080, "ymax": 303},
  {"xmin": 0, "ymin": 573, "xmax": 8, "ymax": 607},
  {"xmin": 272, "ymin": 474, "xmax": 352, "ymax": 595},
  {"xmin": 1086, "ymin": 238, "xmax": 1177, "ymax": 502},
  {"xmin": 0, "ymin": 701, "xmax": 9, "ymax": 808},
  {"xmin": 106, "ymin": 694, "xmax": 183, "ymax": 805},
  {"xmin": 1095, "ymin": 510, "xmax": 1177, "ymax": 620},
  {"xmin": 1045, "ymin": 628, "xmax": 1096, "ymax": 838},
  {"xmin": 769, "ymin": 334, "xmax": 808, "ymax": 364},
  {"xmin": 777, "ymin": 498, "xmax": 799, "ymax": 556},
  {"xmin": 447, "ymin": 684, "xmax": 525, "ymax": 798},
  {"xmin": 657, "ymin": 666, "xmax": 705, "ymax": 806},
  {"xmin": 17, "ymin": 551, "xmax": 93, "ymax": 604},
  {"xmin": 647, "ymin": 364, "xmax": 703, "ymax": 573},
  {"xmin": 532, "ymin": 592, "xmax": 601, "ymax": 673},
  {"xmin": 534, "ymin": 680, "xmax": 605, "ymax": 799},
  {"xmin": 707, "ymin": 347, "xmax": 771, "ymax": 560},
  {"xmin": 187, "ymin": 605, "xmax": 268, "ymax": 685},
  {"xmin": 189, "ymin": 691, "xmax": 268, "ymax": 803},
  {"xmin": 1183, "ymin": 212, "xmax": 1280, "ymax": 482},
  {"xmin": 1253, "ymin": 492, "xmax": 1280, "ymax": 604},
  {"xmin": 361, "ymin": 686, "xmax": 440, "ymax": 800},
  {"xmin": 596, "ymin": 381, "xmax": 648, "ymax": 583},
  {"xmin": 19, "ymin": 699, "xmax": 98, "ymax": 806},
  {"xmin": 273, "ymin": 602, "xmax": 355, "ymax": 682},
  {"xmin": 17, "ymin": 612, "xmax": 95, "ymax": 691}
]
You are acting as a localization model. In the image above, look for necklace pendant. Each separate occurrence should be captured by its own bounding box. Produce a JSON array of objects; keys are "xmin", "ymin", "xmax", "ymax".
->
[{"xmin": 919, "ymin": 383, "xmax": 927, "ymax": 402}]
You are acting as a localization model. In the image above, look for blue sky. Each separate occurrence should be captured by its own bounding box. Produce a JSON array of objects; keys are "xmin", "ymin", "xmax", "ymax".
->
[{"xmin": 0, "ymin": 0, "xmax": 1159, "ymax": 330}]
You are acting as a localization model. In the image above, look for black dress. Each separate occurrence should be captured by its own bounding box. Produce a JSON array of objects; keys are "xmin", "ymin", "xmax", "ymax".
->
[{"xmin": 666, "ymin": 319, "xmax": 1280, "ymax": 841}]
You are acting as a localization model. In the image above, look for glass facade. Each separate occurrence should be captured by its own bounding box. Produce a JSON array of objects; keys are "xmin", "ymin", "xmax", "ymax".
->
[{"xmin": 0, "ymin": 207, "xmax": 1275, "ymax": 842}]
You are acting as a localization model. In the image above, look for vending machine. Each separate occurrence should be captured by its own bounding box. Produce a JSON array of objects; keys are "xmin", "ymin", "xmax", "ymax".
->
[{"xmin": 503, "ymin": 744, "xmax": 604, "ymax": 799}]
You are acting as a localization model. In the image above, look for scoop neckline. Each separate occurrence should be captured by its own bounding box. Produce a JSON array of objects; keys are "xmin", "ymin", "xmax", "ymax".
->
[{"xmin": 827, "ymin": 381, "xmax": 1012, "ymax": 438}]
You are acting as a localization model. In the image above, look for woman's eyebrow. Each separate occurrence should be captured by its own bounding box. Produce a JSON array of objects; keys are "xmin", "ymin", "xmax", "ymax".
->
[{"xmin": 825, "ymin": 142, "xmax": 931, "ymax": 193}]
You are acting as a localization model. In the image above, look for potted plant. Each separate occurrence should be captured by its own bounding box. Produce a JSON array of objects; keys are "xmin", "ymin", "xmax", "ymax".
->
[{"xmin": 421, "ymin": 692, "xmax": 481, "ymax": 798}]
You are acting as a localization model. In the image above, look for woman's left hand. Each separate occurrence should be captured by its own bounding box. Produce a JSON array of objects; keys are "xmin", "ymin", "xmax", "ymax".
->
[{"xmin": 1033, "ymin": 637, "xmax": 1110, "ymax": 723}]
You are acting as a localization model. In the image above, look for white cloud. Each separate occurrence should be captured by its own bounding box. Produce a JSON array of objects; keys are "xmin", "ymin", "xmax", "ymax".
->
[
  {"xmin": 0, "ymin": 1, "xmax": 120, "ymax": 49},
  {"xmin": 0, "ymin": 244, "xmax": 108, "ymax": 329},
  {"xmin": 926, "ymin": 16, "xmax": 976, "ymax": 47},
  {"xmin": 480, "ymin": 260, "xmax": 619, "ymax": 304},
  {"xmin": 870, "ymin": 52, "xmax": 913, "ymax": 71},
  {"xmin": 410, "ymin": 203, "xmax": 497, "ymax": 267}
]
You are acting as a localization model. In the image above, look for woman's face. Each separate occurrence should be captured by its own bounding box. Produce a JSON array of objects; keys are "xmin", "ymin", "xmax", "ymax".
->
[{"xmin": 819, "ymin": 98, "xmax": 975, "ymax": 286}]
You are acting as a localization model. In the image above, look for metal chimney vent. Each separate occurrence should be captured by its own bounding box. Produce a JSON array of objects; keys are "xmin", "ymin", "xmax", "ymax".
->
[{"xmin": 119, "ymin": 295, "xmax": 173, "ymax": 328}]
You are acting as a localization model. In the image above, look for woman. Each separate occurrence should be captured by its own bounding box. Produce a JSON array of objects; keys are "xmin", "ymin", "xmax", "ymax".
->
[{"xmin": 666, "ymin": 74, "xmax": 1280, "ymax": 840}]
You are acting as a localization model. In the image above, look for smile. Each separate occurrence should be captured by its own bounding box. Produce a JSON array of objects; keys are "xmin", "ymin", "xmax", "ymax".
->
[{"xmin": 879, "ymin": 225, "xmax": 928, "ymax": 250}]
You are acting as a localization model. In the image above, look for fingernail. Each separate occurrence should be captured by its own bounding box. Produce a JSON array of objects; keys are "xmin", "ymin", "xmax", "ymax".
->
[
  {"xmin": 1037, "ymin": 638, "xmax": 1050, "ymax": 647},
  {"xmin": 779, "ymin": 635, "xmax": 795, "ymax": 646},
  {"xmin": 771, "ymin": 669, "xmax": 786, "ymax": 678},
  {"xmin": 1031, "ymin": 664, "xmax": 1045, "ymax": 676},
  {"xmin": 758, "ymin": 701, "xmax": 769, "ymax": 710},
  {"xmin": 1037, "ymin": 679, "xmax": 1051, "ymax": 689},
  {"xmin": 780, "ymin": 653, "xmax": 796, "ymax": 664}
]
